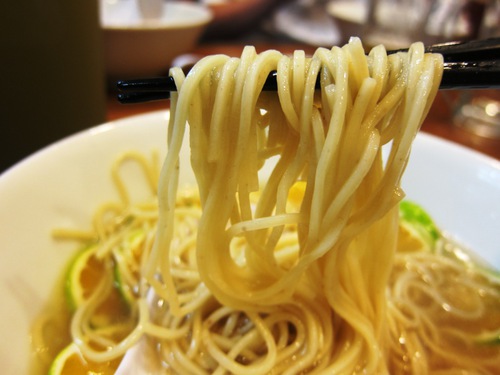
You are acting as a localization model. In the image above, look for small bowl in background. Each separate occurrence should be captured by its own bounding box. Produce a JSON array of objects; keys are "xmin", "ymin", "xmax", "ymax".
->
[
  {"xmin": 326, "ymin": 0, "xmax": 366, "ymax": 45},
  {"xmin": 202, "ymin": 0, "xmax": 284, "ymax": 38},
  {"xmin": 100, "ymin": 0, "xmax": 212, "ymax": 80}
]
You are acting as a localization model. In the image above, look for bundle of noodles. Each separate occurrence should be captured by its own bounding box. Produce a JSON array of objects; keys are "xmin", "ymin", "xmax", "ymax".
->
[
  {"xmin": 139, "ymin": 38, "xmax": 441, "ymax": 373},
  {"xmin": 58, "ymin": 38, "xmax": 498, "ymax": 374}
]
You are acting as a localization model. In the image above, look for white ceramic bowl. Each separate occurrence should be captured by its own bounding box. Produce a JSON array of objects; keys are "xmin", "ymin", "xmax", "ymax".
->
[
  {"xmin": 100, "ymin": 0, "xmax": 212, "ymax": 79},
  {"xmin": 1, "ymin": 111, "xmax": 499, "ymax": 373}
]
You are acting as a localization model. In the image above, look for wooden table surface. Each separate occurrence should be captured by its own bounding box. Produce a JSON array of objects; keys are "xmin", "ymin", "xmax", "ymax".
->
[{"xmin": 106, "ymin": 42, "xmax": 500, "ymax": 161}]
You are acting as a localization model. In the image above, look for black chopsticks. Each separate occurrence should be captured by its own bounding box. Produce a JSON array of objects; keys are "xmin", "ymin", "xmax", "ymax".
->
[
  {"xmin": 117, "ymin": 38, "xmax": 500, "ymax": 104},
  {"xmin": 389, "ymin": 37, "xmax": 500, "ymax": 62}
]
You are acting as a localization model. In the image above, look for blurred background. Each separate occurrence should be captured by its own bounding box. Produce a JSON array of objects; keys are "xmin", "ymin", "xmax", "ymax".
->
[{"xmin": 1, "ymin": 0, "xmax": 499, "ymax": 172}]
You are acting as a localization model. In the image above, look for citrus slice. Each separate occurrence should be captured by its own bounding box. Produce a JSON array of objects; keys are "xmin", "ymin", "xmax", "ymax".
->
[
  {"xmin": 65, "ymin": 244, "xmax": 103, "ymax": 311},
  {"xmin": 397, "ymin": 221, "xmax": 433, "ymax": 253},
  {"xmin": 475, "ymin": 329, "xmax": 500, "ymax": 346},
  {"xmin": 48, "ymin": 343, "xmax": 122, "ymax": 375},
  {"xmin": 397, "ymin": 200, "xmax": 440, "ymax": 253},
  {"xmin": 288, "ymin": 181, "xmax": 306, "ymax": 205},
  {"xmin": 65, "ymin": 244, "xmax": 129, "ymax": 324}
]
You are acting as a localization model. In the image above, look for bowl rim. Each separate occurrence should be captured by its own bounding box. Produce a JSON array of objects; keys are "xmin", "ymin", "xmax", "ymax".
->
[{"xmin": 101, "ymin": 1, "xmax": 213, "ymax": 31}]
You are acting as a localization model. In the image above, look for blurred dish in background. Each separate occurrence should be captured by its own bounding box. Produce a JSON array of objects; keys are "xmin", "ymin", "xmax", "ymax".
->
[
  {"xmin": 136, "ymin": 0, "xmax": 164, "ymax": 19},
  {"xmin": 100, "ymin": 0, "xmax": 212, "ymax": 80},
  {"xmin": 451, "ymin": 1, "xmax": 500, "ymax": 139},
  {"xmin": 326, "ymin": 0, "xmax": 366, "ymax": 45},
  {"xmin": 327, "ymin": 0, "xmax": 490, "ymax": 49},
  {"xmin": 271, "ymin": 0, "xmax": 341, "ymax": 46},
  {"xmin": 453, "ymin": 91, "xmax": 500, "ymax": 139},
  {"xmin": 201, "ymin": 0, "xmax": 285, "ymax": 38},
  {"xmin": 362, "ymin": 0, "xmax": 432, "ymax": 48}
]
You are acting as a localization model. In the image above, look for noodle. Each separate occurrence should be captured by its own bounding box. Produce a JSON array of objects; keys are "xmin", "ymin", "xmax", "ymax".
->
[{"xmin": 36, "ymin": 38, "xmax": 500, "ymax": 374}]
